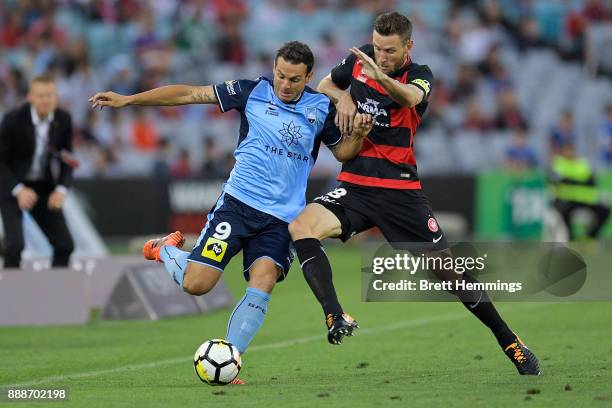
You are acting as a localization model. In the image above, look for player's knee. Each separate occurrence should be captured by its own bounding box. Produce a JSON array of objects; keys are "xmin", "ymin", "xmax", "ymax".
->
[
  {"xmin": 426, "ymin": 249, "xmax": 459, "ymax": 283},
  {"xmin": 182, "ymin": 264, "xmax": 217, "ymax": 295},
  {"xmin": 248, "ymin": 261, "xmax": 280, "ymax": 294},
  {"xmin": 249, "ymin": 271, "xmax": 277, "ymax": 294},
  {"xmin": 182, "ymin": 274, "xmax": 214, "ymax": 296},
  {"xmin": 288, "ymin": 216, "xmax": 315, "ymax": 240}
]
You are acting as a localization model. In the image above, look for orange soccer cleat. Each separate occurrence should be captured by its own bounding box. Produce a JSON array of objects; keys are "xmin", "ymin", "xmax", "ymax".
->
[
  {"xmin": 142, "ymin": 231, "xmax": 185, "ymax": 262},
  {"xmin": 504, "ymin": 333, "xmax": 541, "ymax": 375},
  {"xmin": 230, "ymin": 377, "xmax": 245, "ymax": 385}
]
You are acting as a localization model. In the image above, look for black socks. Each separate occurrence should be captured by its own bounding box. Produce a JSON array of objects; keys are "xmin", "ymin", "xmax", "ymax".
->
[
  {"xmin": 293, "ymin": 238, "xmax": 343, "ymax": 316},
  {"xmin": 294, "ymin": 237, "xmax": 516, "ymax": 348},
  {"xmin": 452, "ymin": 273, "xmax": 516, "ymax": 348}
]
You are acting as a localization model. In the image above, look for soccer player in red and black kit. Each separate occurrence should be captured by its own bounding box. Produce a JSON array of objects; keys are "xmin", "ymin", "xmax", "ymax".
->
[{"xmin": 289, "ymin": 12, "xmax": 540, "ymax": 375}]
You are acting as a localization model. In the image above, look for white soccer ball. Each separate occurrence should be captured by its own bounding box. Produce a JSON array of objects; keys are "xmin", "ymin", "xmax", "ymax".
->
[{"xmin": 193, "ymin": 339, "xmax": 241, "ymax": 385}]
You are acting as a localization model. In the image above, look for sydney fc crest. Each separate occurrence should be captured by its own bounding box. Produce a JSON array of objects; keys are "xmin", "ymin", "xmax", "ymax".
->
[{"xmin": 306, "ymin": 106, "xmax": 318, "ymax": 124}]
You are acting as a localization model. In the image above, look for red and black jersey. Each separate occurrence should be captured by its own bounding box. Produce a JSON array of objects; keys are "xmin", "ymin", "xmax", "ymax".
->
[{"xmin": 330, "ymin": 44, "xmax": 433, "ymax": 189}]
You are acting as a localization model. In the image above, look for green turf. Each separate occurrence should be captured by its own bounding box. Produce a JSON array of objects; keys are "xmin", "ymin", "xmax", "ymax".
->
[{"xmin": 1, "ymin": 245, "xmax": 611, "ymax": 407}]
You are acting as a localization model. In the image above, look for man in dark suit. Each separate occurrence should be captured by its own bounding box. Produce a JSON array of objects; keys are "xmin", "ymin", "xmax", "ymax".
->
[{"xmin": 0, "ymin": 74, "xmax": 75, "ymax": 268}]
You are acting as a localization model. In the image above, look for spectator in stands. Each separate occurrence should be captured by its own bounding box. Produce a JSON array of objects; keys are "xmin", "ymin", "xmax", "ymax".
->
[
  {"xmin": 479, "ymin": 46, "xmax": 514, "ymax": 96},
  {"xmin": 171, "ymin": 148, "xmax": 194, "ymax": 178},
  {"xmin": 550, "ymin": 110, "xmax": 576, "ymax": 156},
  {"xmin": 152, "ymin": 138, "xmax": 171, "ymax": 178},
  {"xmin": 200, "ymin": 137, "xmax": 223, "ymax": 178},
  {"xmin": 564, "ymin": 7, "xmax": 589, "ymax": 62},
  {"xmin": 213, "ymin": 0, "xmax": 247, "ymax": 26},
  {"xmin": 451, "ymin": 64, "xmax": 479, "ymax": 102},
  {"xmin": 215, "ymin": 21, "xmax": 246, "ymax": 66},
  {"xmin": 478, "ymin": 44, "xmax": 503, "ymax": 77},
  {"xmin": 494, "ymin": 88, "xmax": 527, "ymax": 130},
  {"xmin": 463, "ymin": 98, "xmax": 491, "ymax": 132},
  {"xmin": 130, "ymin": 108, "xmax": 158, "ymax": 151},
  {"xmin": 1, "ymin": 10, "xmax": 25, "ymax": 48},
  {"xmin": 99, "ymin": 109, "xmax": 127, "ymax": 150},
  {"xmin": 514, "ymin": 17, "xmax": 547, "ymax": 51},
  {"xmin": 133, "ymin": 8, "xmax": 159, "ymax": 53},
  {"xmin": 563, "ymin": 0, "xmax": 611, "ymax": 65},
  {"xmin": 95, "ymin": 147, "xmax": 120, "ymax": 178},
  {"xmin": 504, "ymin": 128, "xmax": 538, "ymax": 170},
  {"xmin": 318, "ymin": 31, "xmax": 344, "ymax": 69},
  {"xmin": 583, "ymin": 0, "xmax": 612, "ymax": 22},
  {"xmin": 458, "ymin": 15, "xmax": 503, "ymax": 64},
  {"xmin": 488, "ymin": 64, "xmax": 514, "ymax": 95}
]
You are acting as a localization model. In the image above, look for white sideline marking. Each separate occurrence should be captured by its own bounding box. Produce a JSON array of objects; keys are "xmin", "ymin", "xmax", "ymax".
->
[{"xmin": 2, "ymin": 303, "xmax": 546, "ymax": 387}]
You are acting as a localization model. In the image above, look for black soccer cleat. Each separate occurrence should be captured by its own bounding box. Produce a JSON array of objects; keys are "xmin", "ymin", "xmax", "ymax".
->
[
  {"xmin": 504, "ymin": 334, "xmax": 541, "ymax": 375},
  {"xmin": 326, "ymin": 313, "xmax": 359, "ymax": 345}
]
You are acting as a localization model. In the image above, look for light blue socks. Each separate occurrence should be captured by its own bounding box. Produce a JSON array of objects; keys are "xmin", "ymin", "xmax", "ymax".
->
[
  {"xmin": 226, "ymin": 287, "xmax": 271, "ymax": 354},
  {"xmin": 159, "ymin": 245, "xmax": 189, "ymax": 287},
  {"xmin": 160, "ymin": 247, "xmax": 270, "ymax": 354}
]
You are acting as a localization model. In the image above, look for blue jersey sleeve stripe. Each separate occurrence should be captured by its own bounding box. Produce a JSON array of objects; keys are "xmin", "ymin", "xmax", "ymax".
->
[
  {"xmin": 319, "ymin": 99, "xmax": 342, "ymax": 147},
  {"xmin": 213, "ymin": 84, "xmax": 225, "ymax": 112}
]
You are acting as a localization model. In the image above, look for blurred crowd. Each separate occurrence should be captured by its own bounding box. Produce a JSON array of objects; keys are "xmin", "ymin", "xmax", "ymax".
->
[{"xmin": 0, "ymin": 0, "xmax": 611, "ymax": 179}]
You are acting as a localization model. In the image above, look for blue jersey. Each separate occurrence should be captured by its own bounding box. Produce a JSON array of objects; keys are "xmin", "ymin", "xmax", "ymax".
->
[{"xmin": 213, "ymin": 77, "xmax": 342, "ymax": 222}]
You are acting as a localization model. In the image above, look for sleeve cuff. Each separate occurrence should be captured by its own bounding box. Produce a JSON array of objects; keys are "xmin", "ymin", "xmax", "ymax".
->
[
  {"xmin": 326, "ymin": 133, "xmax": 343, "ymax": 148},
  {"xmin": 11, "ymin": 183, "xmax": 24, "ymax": 197},
  {"xmin": 54, "ymin": 185, "xmax": 69, "ymax": 195},
  {"xmin": 213, "ymin": 84, "xmax": 225, "ymax": 112}
]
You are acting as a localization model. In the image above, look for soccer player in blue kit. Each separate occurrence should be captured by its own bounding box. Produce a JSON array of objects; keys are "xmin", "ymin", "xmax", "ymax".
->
[{"xmin": 90, "ymin": 41, "xmax": 373, "ymax": 383}]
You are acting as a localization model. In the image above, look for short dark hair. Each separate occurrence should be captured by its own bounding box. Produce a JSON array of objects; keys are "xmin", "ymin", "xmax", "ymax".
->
[
  {"xmin": 374, "ymin": 12, "xmax": 412, "ymax": 42},
  {"xmin": 275, "ymin": 41, "xmax": 314, "ymax": 74},
  {"xmin": 30, "ymin": 73, "xmax": 55, "ymax": 86}
]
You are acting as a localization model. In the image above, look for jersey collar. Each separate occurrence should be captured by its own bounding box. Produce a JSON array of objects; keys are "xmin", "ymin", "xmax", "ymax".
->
[{"xmin": 388, "ymin": 57, "xmax": 411, "ymax": 79}]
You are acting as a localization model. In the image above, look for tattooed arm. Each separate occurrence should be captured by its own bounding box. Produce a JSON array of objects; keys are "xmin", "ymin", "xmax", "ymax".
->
[{"xmin": 89, "ymin": 85, "xmax": 217, "ymax": 109}]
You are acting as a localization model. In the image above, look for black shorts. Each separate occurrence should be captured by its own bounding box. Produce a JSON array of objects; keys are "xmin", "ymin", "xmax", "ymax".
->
[{"xmin": 313, "ymin": 183, "xmax": 448, "ymax": 252}]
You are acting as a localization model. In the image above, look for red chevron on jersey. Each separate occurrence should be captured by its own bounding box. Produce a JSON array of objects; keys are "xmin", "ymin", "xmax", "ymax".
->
[{"xmin": 358, "ymin": 138, "xmax": 416, "ymax": 165}]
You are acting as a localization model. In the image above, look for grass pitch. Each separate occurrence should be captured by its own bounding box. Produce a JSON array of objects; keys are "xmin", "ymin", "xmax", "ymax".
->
[{"xmin": 1, "ymin": 246, "xmax": 611, "ymax": 407}]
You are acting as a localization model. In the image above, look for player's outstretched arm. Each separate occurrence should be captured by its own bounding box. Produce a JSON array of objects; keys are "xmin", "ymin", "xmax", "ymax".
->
[
  {"xmin": 318, "ymin": 74, "xmax": 357, "ymax": 136},
  {"xmin": 331, "ymin": 113, "xmax": 373, "ymax": 162},
  {"xmin": 89, "ymin": 85, "xmax": 217, "ymax": 109}
]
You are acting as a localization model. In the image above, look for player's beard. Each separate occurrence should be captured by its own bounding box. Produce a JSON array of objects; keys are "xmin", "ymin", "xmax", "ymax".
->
[{"xmin": 391, "ymin": 51, "xmax": 408, "ymax": 73}]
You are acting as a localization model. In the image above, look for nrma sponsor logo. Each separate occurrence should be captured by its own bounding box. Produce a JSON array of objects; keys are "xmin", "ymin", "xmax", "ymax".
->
[{"xmin": 357, "ymin": 98, "xmax": 388, "ymax": 117}]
